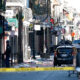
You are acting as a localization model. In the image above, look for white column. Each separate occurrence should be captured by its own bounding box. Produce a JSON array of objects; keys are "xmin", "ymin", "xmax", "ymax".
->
[{"xmin": 50, "ymin": 0, "xmax": 54, "ymax": 17}]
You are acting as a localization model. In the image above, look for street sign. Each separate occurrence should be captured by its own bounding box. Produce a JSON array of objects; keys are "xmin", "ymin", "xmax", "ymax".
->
[
  {"xmin": 34, "ymin": 25, "xmax": 41, "ymax": 31},
  {"xmin": 7, "ymin": 18, "xmax": 18, "ymax": 28},
  {"xmin": 5, "ymin": 10, "xmax": 14, "ymax": 18}
]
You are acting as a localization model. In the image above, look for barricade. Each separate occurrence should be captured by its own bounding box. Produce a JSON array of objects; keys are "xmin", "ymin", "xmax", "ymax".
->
[{"xmin": 0, "ymin": 67, "xmax": 75, "ymax": 72}]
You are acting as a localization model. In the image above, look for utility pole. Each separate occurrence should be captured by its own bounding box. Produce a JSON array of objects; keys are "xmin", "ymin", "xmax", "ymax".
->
[
  {"xmin": 17, "ymin": 7, "xmax": 23, "ymax": 63},
  {"xmin": 32, "ymin": 29, "xmax": 36, "ymax": 59}
]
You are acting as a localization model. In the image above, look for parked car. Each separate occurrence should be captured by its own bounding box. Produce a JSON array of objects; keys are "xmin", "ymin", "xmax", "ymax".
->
[
  {"xmin": 53, "ymin": 45, "xmax": 77, "ymax": 66},
  {"xmin": 72, "ymin": 40, "xmax": 80, "ymax": 44},
  {"xmin": 72, "ymin": 40, "xmax": 80, "ymax": 49}
]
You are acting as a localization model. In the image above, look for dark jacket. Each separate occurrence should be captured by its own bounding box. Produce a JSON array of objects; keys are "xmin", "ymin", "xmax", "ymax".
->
[
  {"xmin": 5, "ymin": 45, "xmax": 11, "ymax": 58},
  {"xmin": 76, "ymin": 53, "xmax": 80, "ymax": 67}
]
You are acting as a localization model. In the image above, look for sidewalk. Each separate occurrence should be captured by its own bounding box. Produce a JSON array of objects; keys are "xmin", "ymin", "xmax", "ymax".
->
[{"xmin": 13, "ymin": 55, "xmax": 54, "ymax": 68}]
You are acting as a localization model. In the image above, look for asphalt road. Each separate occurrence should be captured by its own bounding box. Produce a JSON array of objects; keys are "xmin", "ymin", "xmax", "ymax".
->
[
  {"xmin": 0, "ymin": 71, "xmax": 77, "ymax": 80},
  {"xmin": 0, "ymin": 55, "xmax": 78, "ymax": 80}
]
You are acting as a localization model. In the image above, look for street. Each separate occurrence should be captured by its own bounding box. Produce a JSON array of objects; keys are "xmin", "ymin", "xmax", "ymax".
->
[
  {"xmin": 0, "ymin": 0, "xmax": 80, "ymax": 80},
  {"xmin": 0, "ymin": 55, "xmax": 78, "ymax": 80},
  {"xmin": 13, "ymin": 55, "xmax": 54, "ymax": 68},
  {"xmin": 0, "ymin": 71, "xmax": 77, "ymax": 80},
  {"xmin": 13, "ymin": 55, "xmax": 75, "ymax": 68}
]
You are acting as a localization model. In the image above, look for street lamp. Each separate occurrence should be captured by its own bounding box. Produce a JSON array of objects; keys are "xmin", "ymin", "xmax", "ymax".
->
[
  {"xmin": 11, "ymin": 26, "xmax": 15, "ymax": 65},
  {"xmin": 43, "ymin": 26, "xmax": 46, "ymax": 54},
  {"xmin": 42, "ymin": 22, "xmax": 50, "ymax": 58},
  {"xmin": 43, "ymin": 22, "xmax": 50, "ymax": 54}
]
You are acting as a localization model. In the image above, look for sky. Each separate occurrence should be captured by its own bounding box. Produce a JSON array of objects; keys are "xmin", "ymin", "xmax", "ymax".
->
[{"xmin": 67, "ymin": 0, "xmax": 80, "ymax": 12}]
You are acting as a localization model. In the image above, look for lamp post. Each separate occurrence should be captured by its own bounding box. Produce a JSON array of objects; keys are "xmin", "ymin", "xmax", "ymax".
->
[
  {"xmin": 17, "ymin": 7, "xmax": 23, "ymax": 63},
  {"xmin": 43, "ymin": 22, "xmax": 48, "ymax": 55},
  {"xmin": 42, "ymin": 23, "xmax": 51, "ymax": 59},
  {"xmin": 43, "ymin": 26, "xmax": 46, "ymax": 54},
  {"xmin": 11, "ymin": 26, "xmax": 15, "ymax": 65}
]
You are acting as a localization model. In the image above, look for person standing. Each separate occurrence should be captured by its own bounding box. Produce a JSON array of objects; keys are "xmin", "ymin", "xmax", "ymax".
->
[
  {"xmin": 5, "ymin": 41, "xmax": 11, "ymax": 67},
  {"xmin": 76, "ymin": 49, "xmax": 80, "ymax": 79}
]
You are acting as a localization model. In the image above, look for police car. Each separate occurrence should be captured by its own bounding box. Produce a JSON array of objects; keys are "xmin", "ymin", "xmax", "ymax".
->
[{"xmin": 53, "ymin": 45, "xmax": 77, "ymax": 66}]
